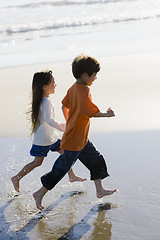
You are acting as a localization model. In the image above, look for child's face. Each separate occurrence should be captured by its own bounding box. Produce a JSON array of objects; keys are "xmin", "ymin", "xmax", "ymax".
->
[
  {"xmin": 43, "ymin": 77, "xmax": 56, "ymax": 96},
  {"xmin": 83, "ymin": 72, "xmax": 97, "ymax": 86},
  {"xmin": 48, "ymin": 77, "xmax": 56, "ymax": 94}
]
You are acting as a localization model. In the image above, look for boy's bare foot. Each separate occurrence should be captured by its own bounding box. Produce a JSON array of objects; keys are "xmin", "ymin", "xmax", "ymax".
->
[
  {"xmin": 11, "ymin": 176, "xmax": 20, "ymax": 192},
  {"xmin": 97, "ymin": 189, "xmax": 117, "ymax": 199},
  {"xmin": 33, "ymin": 192, "xmax": 44, "ymax": 211},
  {"xmin": 69, "ymin": 175, "xmax": 87, "ymax": 182}
]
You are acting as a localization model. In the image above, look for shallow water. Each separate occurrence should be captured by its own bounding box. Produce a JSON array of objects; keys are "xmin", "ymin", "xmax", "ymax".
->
[{"xmin": 1, "ymin": 130, "xmax": 160, "ymax": 239}]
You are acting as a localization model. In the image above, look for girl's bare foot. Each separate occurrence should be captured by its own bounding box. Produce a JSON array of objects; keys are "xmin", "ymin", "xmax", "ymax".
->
[
  {"xmin": 69, "ymin": 175, "xmax": 87, "ymax": 182},
  {"xmin": 11, "ymin": 176, "xmax": 20, "ymax": 192},
  {"xmin": 33, "ymin": 192, "xmax": 44, "ymax": 211},
  {"xmin": 97, "ymin": 189, "xmax": 117, "ymax": 199}
]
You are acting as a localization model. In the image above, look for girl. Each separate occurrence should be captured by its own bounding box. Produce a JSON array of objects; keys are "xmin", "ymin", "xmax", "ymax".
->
[{"xmin": 11, "ymin": 70, "xmax": 86, "ymax": 192}]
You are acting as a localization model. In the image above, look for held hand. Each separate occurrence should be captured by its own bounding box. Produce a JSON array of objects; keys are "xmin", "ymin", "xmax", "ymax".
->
[
  {"xmin": 60, "ymin": 123, "xmax": 66, "ymax": 132},
  {"xmin": 106, "ymin": 107, "xmax": 115, "ymax": 117}
]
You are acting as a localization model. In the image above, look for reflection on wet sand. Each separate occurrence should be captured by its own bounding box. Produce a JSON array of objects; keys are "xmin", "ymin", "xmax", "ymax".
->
[
  {"xmin": 17, "ymin": 191, "xmax": 82, "ymax": 238},
  {"xmin": 0, "ymin": 192, "xmax": 112, "ymax": 240},
  {"xmin": 58, "ymin": 203, "xmax": 112, "ymax": 239},
  {"xmin": 0, "ymin": 191, "xmax": 83, "ymax": 239},
  {"xmin": 0, "ymin": 195, "xmax": 26, "ymax": 240},
  {"xmin": 35, "ymin": 191, "xmax": 83, "ymax": 239},
  {"xmin": 91, "ymin": 210, "xmax": 112, "ymax": 240}
]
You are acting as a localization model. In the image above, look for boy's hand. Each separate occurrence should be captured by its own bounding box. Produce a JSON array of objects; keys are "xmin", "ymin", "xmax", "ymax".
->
[
  {"xmin": 94, "ymin": 107, "xmax": 115, "ymax": 118},
  {"xmin": 106, "ymin": 107, "xmax": 115, "ymax": 117}
]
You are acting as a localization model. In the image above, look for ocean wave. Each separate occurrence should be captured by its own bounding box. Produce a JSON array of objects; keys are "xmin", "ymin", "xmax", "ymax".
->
[
  {"xmin": 4, "ymin": 0, "xmax": 126, "ymax": 9},
  {"xmin": 1, "ymin": 14, "xmax": 160, "ymax": 34}
]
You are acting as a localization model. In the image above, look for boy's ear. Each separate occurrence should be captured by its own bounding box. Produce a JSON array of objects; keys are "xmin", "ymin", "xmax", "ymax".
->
[{"xmin": 83, "ymin": 73, "xmax": 88, "ymax": 78}]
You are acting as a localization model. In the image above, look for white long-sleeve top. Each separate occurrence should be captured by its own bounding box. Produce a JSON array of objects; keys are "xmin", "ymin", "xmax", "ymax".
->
[{"xmin": 32, "ymin": 97, "xmax": 65, "ymax": 146}]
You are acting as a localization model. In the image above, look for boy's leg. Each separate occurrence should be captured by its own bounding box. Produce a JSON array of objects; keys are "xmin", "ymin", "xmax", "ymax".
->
[
  {"xmin": 94, "ymin": 179, "xmax": 117, "ymax": 198},
  {"xmin": 33, "ymin": 186, "xmax": 48, "ymax": 210},
  {"xmin": 41, "ymin": 150, "xmax": 80, "ymax": 190},
  {"xmin": 11, "ymin": 156, "xmax": 44, "ymax": 192},
  {"xmin": 78, "ymin": 140, "xmax": 109, "ymax": 180},
  {"xmin": 57, "ymin": 149, "xmax": 87, "ymax": 182},
  {"xmin": 67, "ymin": 168, "xmax": 87, "ymax": 182},
  {"xmin": 33, "ymin": 151, "xmax": 80, "ymax": 210},
  {"xmin": 78, "ymin": 140, "xmax": 117, "ymax": 198}
]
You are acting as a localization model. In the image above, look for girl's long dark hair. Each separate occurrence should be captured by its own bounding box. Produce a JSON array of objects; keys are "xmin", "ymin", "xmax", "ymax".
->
[{"xmin": 30, "ymin": 70, "xmax": 53, "ymax": 135}]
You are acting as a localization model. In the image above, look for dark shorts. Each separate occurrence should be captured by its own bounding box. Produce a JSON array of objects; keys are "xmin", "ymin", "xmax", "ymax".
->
[
  {"xmin": 41, "ymin": 140, "xmax": 109, "ymax": 190},
  {"xmin": 30, "ymin": 139, "xmax": 61, "ymax": 157}
]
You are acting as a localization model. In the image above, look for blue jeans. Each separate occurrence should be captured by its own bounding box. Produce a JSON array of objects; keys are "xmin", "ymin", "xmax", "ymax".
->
[{"xmin": 41, "ymin": 140, "xmax": 109, "ymax": 190}]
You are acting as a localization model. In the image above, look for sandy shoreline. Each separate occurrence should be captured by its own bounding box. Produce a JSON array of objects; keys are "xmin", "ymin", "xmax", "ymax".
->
[{"xmin": 1, "ymin": 52, "xmax": 160, "ymax": 137}]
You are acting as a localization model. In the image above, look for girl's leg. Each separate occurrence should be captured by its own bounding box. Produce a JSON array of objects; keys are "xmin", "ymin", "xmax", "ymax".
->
[
  {"xmin": 11, "ymin": 156, "xmax": 44, "ymax": 192},
  {"xmin": 57, "ymin": 149, "xmax": 87, "ymax": 182},
  {"xmin": 94, "ymin": 179, "xmax": 117, "ymax": 198}
]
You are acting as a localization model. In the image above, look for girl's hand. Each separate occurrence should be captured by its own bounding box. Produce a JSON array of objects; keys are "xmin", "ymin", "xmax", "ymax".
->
[{"xmin": 60, "ymin": 123, "xmax": 66, "ymax": 132}]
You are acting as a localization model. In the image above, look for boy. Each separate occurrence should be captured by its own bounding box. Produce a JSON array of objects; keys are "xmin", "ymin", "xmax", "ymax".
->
[{"xmin": 33, "ymin": 55, "xmax": 117, "ymax": 210}]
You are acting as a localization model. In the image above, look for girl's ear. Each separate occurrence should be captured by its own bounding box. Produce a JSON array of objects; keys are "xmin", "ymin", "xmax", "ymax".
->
[{"xmin": 42, "ymin": 85, "xmax": 47, "ymax": 90}]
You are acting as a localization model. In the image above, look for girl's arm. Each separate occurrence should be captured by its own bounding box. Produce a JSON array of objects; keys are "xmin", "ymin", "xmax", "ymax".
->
[
  {"xmin": 43, "ymin": 99, "xmax": 65, "ymax": 132},
  {"xmin": 62, "ymin": 104, "xmax": 69, "ymax": 121},
  {"xmin": 94, "ymin": 108, "xmax": 115, "ymax": 118}
]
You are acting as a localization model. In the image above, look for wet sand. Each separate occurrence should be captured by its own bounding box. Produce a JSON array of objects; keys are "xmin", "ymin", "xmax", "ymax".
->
[
  {"xmin": 1, "ymin": 131, "xmax": 160, "ymax": 240},
  {"xmin": 0, "ymin": 54, "xmax": 160, "ymax": 239}
]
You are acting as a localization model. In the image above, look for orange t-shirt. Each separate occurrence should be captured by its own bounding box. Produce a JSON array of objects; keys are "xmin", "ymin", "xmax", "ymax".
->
[{"xmin": 60, "ymin": 82, "xmax": 100, "ymax": 151}]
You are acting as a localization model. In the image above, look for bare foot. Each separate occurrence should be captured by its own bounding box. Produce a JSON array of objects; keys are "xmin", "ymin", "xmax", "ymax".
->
[
  {"xmin": 11, "ymin": 176, "xmax": 20, "ymax": 192},
  {"xmin": 97, "ymin": 189, "xmax": 117, "ymax": 199},
  {"xmin": 69, "ymin": 175, "xmax": 87, "ymax": 183},
  {"xmin": 33, "ymin": 192, "xmax": 44, "ymax": 211}
]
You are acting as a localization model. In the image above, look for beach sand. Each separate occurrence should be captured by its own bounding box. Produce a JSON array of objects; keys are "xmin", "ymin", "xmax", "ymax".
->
[
  {"xmin": 0, "ymin": 53, "xmax": 160, "ymax": 239},
  {"xmin": 1, "ymin": 53, "xmax": 160, "ymax": 137}
]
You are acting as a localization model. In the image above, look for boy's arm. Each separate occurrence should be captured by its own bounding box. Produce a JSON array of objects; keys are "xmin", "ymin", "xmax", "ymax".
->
[
  {"xmin": 94, "ymin": 108, "xmax": 115, "ymax": 118},
  {"xmin": 62, "ymin": 104, "xmax": 69, "ymax": 121}
]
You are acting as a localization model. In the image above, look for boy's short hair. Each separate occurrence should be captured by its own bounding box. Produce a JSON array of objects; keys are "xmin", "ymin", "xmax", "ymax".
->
[{"xmin": 72, "ymin": 54, "xmax": 100, "ymax": 79}]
